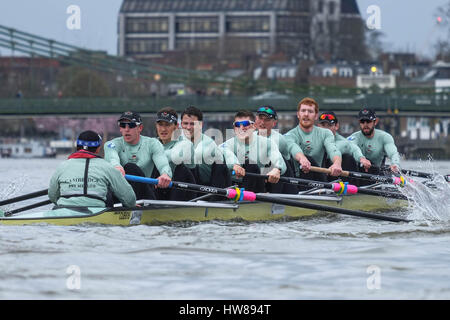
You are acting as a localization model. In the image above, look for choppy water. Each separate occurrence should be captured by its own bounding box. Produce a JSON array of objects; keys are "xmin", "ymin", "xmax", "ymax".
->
[{"xmin": 1, "ymin": 158, "xmax": 450, "ymax": 300}]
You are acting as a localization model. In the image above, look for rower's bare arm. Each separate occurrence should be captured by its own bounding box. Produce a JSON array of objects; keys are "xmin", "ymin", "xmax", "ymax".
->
[
  {"xmin": 329, "ymin": 156, "xmax": 342, "ymax": 176},
  {"xmin": 114, "ymin": 165, "xmax": 125, "ymax": 176},
  {"xmin": 359, "ymin": 157, "xmax": 371, "ymax": 172},
  {"xmin": 294, "ymin": 152, "xmax": 311, "ymax": 172}
]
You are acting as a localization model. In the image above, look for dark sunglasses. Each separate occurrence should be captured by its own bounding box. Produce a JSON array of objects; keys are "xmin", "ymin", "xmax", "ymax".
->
[
  {"xmin": 234, "ymin": 120, "xmax": 254, "ymax": 128},
  {"xmin": 359, "ymin": 119, "xmax": 374, "ymax": 124},
  {"xmin": 118, "ymin": 121, "xmax": 140, "ymax": 128}
]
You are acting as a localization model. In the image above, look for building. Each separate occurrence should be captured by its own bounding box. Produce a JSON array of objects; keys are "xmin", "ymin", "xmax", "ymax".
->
[{"xmin": 118, "ymin": 0, "xmax": 366, "ymax": 69}]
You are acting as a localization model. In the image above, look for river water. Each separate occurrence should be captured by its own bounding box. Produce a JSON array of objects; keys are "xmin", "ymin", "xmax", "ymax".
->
[{"xmin": 1, "ymin": 158, "xmax": 450, "ymax": 300}]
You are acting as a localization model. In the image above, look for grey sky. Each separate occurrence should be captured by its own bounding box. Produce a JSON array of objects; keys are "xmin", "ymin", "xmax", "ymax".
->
[{"xmin": 0, "ymin": 0, "xmax": 448, "ymax": 59}]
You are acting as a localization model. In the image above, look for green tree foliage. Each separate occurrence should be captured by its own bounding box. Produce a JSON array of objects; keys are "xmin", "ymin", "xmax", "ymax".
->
[{"xmin": 58, "ymin": 67, "xmax": 111, "ymax": 97}]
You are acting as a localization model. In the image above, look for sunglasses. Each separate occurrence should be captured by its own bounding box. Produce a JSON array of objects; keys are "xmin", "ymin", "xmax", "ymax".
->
[
  {"xmin": 320, "ymin": 114, "xmax": 336, "ymax": 121},
  {"xmin": 234, "ymin": 120, "xmax": 254, "ymax": 128},
  {"xmin": 359, "ymin": 119, "xmax": 374, "ymax": 124},
  {"xmin": 118, "ymin": 121, "xmax": 140, "ymax": 129}
]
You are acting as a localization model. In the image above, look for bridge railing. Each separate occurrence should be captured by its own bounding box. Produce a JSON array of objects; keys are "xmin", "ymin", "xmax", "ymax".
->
[{"xmin": 0, "ymin": 94, "xmax": 449, "ymax": 115}]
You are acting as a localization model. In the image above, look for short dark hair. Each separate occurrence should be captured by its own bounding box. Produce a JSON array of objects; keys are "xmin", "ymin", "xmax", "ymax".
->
[
  {"xmin": 234, "ymin": 110, "xmax": 255, "ymax": 121},
  {"xmin": 181, "ymin": 106, "xmax": 203, "ymax": 121}
]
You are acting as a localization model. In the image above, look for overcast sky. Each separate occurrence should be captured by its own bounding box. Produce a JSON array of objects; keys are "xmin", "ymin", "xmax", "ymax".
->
[{"xmin": 0, "ymin": 0, "xmax": 448, "ymax": 59}]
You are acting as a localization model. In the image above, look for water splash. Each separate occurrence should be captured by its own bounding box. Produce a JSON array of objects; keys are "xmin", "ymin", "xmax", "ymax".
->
[
  {"xmin": 401, "ymin": 172, "xmax": 450, "ymax": 223},
  {"xmin": 0, "ymin": 174, "xmax": 28, "ymax": 213}
]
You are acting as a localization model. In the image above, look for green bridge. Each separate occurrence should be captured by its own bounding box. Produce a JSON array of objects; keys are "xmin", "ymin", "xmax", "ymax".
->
[{"xmin": 1, "ymin": 94, "xmax": 449, "ymax": 116}]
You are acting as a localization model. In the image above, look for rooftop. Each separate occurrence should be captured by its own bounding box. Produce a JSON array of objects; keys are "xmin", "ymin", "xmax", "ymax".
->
[{"xmin": 120, "ymin": 0, "xmax": 311, "ymax": 13}]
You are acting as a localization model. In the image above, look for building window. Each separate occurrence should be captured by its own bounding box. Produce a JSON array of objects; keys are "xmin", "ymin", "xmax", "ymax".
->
[
  {"xmin": 329, "ymin": 2, "xmax": 336, "ymax": 15},
  {"xmin": 226, "ymin": 16, "xmax": 271, "ymax": 32},
  {"xmin": 125, "ymin": 38, "xmax": 168, "ymax": 54},
  {"xmin": 224, "ymin": 37, "xmax": 270, "ymax": 54},
  {"xmin": 126, "ymin": 17, "xmax": 169, "ymax": 33},
  {"xmin": 176, "ymin": 38, "xmax": 218, "ymax": 50},
  {"xmin": 277, "ymin": 16, "xmax": 310, "ymax": 33},
  {"xmin": 318, "ymin": 1, "xmax": 324, "ymax": 13},
  {"xmin": 175, "ymin": 17, "xmax": 219, "ymax": 33},
  {"xmin": 339, "ymin": 67, "xmax": 353, "ymax": 77},
  {"xmin": 277, "ymin": 37, "xmax": 307, "ymax": 56}
]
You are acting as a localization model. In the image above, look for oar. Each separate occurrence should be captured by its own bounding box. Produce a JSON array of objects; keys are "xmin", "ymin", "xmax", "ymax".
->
[
  {"xmin": 308, "ymin": 166, "xmax": 406, "ymax": 186},
  {"xmin": 239, "ymin": 171, "xmax": 357, "ymax": 194},
  {"xmin": 367, "ymin": 165, "xmax": 450, "ymax": 184},
  {"xmin": 243, "ymin": 172, "xmax": 408, "ymax": 200},
  {"xmin": 125, "ymin": 174, "xmax": 410, "ymax": 223},
  {"xmin": 0, "ymin": 189, "xmax": 48, "ymax": 207},
  {"xmin": 400, "ymin": 168, "xmax": 449, "ymax": 182},
  {"xmin": 2, "ymin": 199, "xmax": 52, "ymax": 217}
]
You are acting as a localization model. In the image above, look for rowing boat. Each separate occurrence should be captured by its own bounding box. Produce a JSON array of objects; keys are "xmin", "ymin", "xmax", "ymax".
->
[{"xmin": 0, "ymin": 191, "xmax": 408, "ymax": 226}]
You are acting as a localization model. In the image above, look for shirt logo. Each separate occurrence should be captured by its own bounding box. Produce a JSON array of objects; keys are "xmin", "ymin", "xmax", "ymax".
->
[{"xmin": 107, "ymin": 142, "xmax": 116, "ymax": 149}]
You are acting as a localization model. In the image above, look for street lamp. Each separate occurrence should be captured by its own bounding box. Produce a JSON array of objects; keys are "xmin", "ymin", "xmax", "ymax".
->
[{"xmin": 154, "ymin": 73, "xmax": 161, "ymax": 96}]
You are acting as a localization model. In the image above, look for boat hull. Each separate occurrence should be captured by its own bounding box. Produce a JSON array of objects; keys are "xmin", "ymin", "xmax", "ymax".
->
[{"xmin": 0, "ymin": 194, "xmax": 407, "ymax": 226}]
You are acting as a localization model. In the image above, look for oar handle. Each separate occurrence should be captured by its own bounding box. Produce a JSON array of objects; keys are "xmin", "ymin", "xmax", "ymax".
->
[
  {"xmin": 309, "ymin": 166, "xmax": 350, "ymax": 177},
  {"xmin": 125, "ymin": 174, "xmax": 172, "ymax": 187}
]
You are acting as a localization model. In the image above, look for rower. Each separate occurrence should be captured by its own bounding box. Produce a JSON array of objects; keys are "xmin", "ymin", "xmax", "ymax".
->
[
  {"xmin": 48, "ymin": 130, "xmax": 136, "ymax": 208},
  {"xmin": 254, "ymin": 105, "xmax": 298, "ymax": 194},
  {"xmin": 347, "ymin": 108, "xmax": 401, "ymax": 177},
  {"xmin": 154, "ymin": 107, "xmax": 197, "ymax": 200},
  {"xmin": 317, "ymin": 111, "xmax": 371, "ymax": 182},
  {"xmin": 285, "ymin": 97, "xmax": 342, "ymax": 182},
  {"xmin": 104, "ymin": 111, "xmax": 172, "ymax": 200},
  {"xmin": 221, "ymin": 110, "xmax": 286, "ymax": 193},
  {"xmin": 180, "ymin": 106, "xmax": 231, "ymax": 188}
]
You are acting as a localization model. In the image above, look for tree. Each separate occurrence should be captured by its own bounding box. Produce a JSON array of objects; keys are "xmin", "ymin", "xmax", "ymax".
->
[
  {"xmin": 365, "ymin": 29, "xmax": 386, "ymax": 61},
  {"xmin": 57, "ymin": 67, "xmax": 111, "ymax": 97}
]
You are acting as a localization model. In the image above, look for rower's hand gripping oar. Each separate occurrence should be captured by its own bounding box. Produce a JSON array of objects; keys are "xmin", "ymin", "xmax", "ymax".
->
[{"xmin": 125, "ymin": 174, "xmax": 410, "ymax": 223}]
